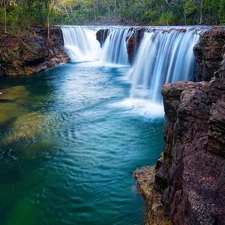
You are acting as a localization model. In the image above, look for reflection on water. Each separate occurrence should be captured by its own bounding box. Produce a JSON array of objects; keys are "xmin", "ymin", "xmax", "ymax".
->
[{"xmin": 0, "ymin": 62, "xmax": 164, "ymax": 225}]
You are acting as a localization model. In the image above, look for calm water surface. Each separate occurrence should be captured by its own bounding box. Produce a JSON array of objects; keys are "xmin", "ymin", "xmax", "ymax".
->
[{"xmin": 0, "ymin": 62, "xmax": 164, "ymax": 225}]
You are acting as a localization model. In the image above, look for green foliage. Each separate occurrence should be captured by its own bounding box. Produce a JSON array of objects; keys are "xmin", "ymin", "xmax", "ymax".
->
[
  {"xmin": 219, "ymin": 0, "xmax": 225, "ymax": 24},
  {"xmin": 158, "ymin": 12, "xmax": 172, "ymax": 25},
  {"xmin": 0, "ymin": 0, "xmax": 225, "ymax": 32}
]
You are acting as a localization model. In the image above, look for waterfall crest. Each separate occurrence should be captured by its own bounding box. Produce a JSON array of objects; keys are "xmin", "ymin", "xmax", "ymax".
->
[{"xmin": 61, "ymin": 26, "xmax": 100, "ymax": 62}]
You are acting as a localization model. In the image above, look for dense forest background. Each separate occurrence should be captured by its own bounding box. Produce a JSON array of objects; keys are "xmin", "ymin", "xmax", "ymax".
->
[{"xmin": 0, "ymin": 0, "xmax": 225, "ymax": 33}]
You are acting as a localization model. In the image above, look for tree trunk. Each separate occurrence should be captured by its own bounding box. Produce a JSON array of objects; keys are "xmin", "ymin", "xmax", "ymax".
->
[
  {"xmin": 199, "ymin": 0, "xmax": 203, "ymax": 24},
  {"xmin": 4, "ymin": 5, "xmax": 7, "ymax": 33},
  {"xmin": 47, "ymin": 12, "xmax": 50, "ymax": 40}
]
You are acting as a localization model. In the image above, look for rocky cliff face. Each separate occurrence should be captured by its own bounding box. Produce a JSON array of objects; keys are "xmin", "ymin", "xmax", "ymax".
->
[
  {"xmin": 159, "ymin": 75, "xmax": 225, "ymax": 225},
  {"xmin": 194, "ymin": 26, "xmax": 225, "ymax": 81},
  {"xmin": 134, "ymin": 27, "xmax": 225, "ymax": 225},
  {"xmin": 135, "ymin": 61, "xmax": 225, "ymax": 225},
  {"xmin": 0, "ymin": 26, "xmax": 69, "ymax": 76}
]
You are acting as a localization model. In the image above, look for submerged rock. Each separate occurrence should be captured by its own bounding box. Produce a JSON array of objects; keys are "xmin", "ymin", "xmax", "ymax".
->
[
  {"xmin": 0, "ymin": 86, "xmax": 30, "ymax": 124},
  {"xmin": 4, "ymin": 112, "xmax": 46, "ymax": 142},
  {"xmin": 0, "ymin": 103, "xmax": 25, "ymax": 124},
  {"xmin": 0, "ymin": 86, "xmax": 29, "ymax": 102}
]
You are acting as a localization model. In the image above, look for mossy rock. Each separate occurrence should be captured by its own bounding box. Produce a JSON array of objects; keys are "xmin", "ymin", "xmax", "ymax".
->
[
  {"xmin": 4, "ymin": 112, "xmax": 46, "ymax": 142},
  {"xmin": 0, "ymin": 102, "xmax": 26, "ymax": 124},
  {"xmin": 0, "ymin": 86, "xmax": 29, "ymax": 103}
]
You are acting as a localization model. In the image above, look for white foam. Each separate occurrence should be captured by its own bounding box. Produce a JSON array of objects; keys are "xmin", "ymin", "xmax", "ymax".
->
[{"xmin": 110, "ymin": 98, "xmax": 164, "ymax": 118}]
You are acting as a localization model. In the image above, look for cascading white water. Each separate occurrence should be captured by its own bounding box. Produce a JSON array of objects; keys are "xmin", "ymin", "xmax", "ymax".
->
[
  {"xmin": 128, "ymin": 28, "xmax": 200, "ymax": 102},
  {"xmin": 100, "ymin": 28, "xmax": 129, "ymax": 65},
  {"xmin": 61, "ymin": 26, "xmax": 202, "ymax": 112},
  {"xmin": 61, "ymin": 26, "xmax": 101, "ymax": 62}
]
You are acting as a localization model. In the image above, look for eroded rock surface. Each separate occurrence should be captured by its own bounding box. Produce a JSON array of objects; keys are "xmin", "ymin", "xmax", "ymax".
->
[
  {"xmin": 96, "ymin": 29, "xmax": 109, "ymax": 47},
  {"xmin": 194, "ymin": 26, "xmax": 225, "ymax": 81},
  {"xmin": 133, "ymin": 166, "xmax": 172, "ymax": 225},
  {"xmin": 0, "ymin": 26, "xmax": 69, "ymax": 76},
  {"xmin": 159, "ymin": 76, "xmax": 225, "ymax": 224},
  {"xmin": 126, "ymin": 28, "xmax": 145, "ymax": 64}
]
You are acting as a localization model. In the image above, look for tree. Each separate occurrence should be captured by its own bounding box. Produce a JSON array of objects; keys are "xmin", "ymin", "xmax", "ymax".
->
[
  {"xmin": 219, "ymin": 0, "xmax": 225, "ymax": 24},
  {"xmin": 0, "ymin": 0, "xmax": 10, "ymax": 32}
]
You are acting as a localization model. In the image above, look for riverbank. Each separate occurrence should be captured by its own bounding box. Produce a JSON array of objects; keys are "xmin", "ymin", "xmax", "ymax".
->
[{"xmin": 0, "ymin": 26, "xmax": 69, "ymax": 76}]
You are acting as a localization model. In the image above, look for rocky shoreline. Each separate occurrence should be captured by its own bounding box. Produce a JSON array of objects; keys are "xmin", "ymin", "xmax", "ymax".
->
[
  {"xmin": 0, "ymin": 26, "xmax": 69, "ymax": 76},
  {"xmin": 134, "ymin": 27, "xmax": 225, "ymax": 225}
]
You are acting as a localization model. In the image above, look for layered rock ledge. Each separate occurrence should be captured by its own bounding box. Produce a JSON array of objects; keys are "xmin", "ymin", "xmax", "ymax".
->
[
  {"xmin": 0, "ymin": 26, "xmax": 69, "ymax": 76},
  {"xmin": 134, "ymin": 56, "xmax": 225, "ymax": 224}
]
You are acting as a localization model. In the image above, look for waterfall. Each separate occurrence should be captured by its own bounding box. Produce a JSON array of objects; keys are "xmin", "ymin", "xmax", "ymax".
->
[
  {"xmin": 128, "ymin": 28, "xmax": 200, "ymax": 103},
  {"xmin": 61, "ymin": 26, "xmax": 202, "ymax": 109},
  {"xmin": 61, "ymin": 26, "xmax": 101, "ymax": 62},
  {"xmin": 100, "ymin": 28, "xmax": 129, "ymax": 65}
]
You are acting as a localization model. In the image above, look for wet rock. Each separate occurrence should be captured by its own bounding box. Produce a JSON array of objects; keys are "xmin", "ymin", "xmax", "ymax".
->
[
  {"xmin": 96, "ymin": 29, "xmax": 109, "ymax": 47},
  {"xmin": 0, "ymin": 103, "xmax": 25, "ymax": 124},
  {"xmin": 96, "ymin": 27, "xmax": 145, "ymax": 65},
  {"xmin": 126, "ymin": 28, "xmax": 145, "ymax": 64},
  {"xmin": 133, "ymin": 166, "xmax": 172, "ymax": 225},
  {"xmin": 4, "ymin": 112, "xmax": 46, "ymax": 142},
  {"xmin": 0, "ymin": 86, "xmax": 29, "ymax": 102}
]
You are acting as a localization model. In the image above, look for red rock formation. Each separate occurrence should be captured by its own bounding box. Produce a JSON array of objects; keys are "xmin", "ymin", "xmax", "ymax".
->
[
  {"xmin": 96, "ymin": 27, "xmax": 145, "ymax": 65},
  {"xmin": 126, "ymin": 28, "xmax": 145, "ymax": 64},
  {"xmin": 96, "ymin": 29, "xmax": 109, "ymax": 47},
  {"xmin": 0, "ymin": 26, "xmax": 69, "ymax": 76},
  {"xmin": 194, "ymin": 26, "xmax": 225, "ymax": 81}
]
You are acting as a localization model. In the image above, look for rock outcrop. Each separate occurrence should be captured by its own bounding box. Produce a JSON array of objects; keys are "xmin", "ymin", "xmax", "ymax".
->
[
  {"xmin": 158, "ymin": 75, "xmax": 225, "ymax": 224},
  {"xmin": 134, "ymin": 29, "xmax": 225, "ymax": 225},
  {"xmin": 96, "ymin": 27, "xmax": 145, "ymax": 65},
  {"xmin": 194, "ymin": 26, "xmax": 225, "ymax": 81},
  {"xmin": 125, "ymin": 28, "xmax": 145, "ymax": 64},
  {"xmin": 96, "ymin": 29, "xmax": 109, "ymax": 47},
  {"xmin": 0, "ymin": 26, "xmax": 69, "ymax": 76}
]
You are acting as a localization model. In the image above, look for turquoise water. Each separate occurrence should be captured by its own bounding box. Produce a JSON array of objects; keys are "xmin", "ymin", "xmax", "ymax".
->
[{"xmin": 0, "ymin": 62, "xmax": 164, "ymax": 225}]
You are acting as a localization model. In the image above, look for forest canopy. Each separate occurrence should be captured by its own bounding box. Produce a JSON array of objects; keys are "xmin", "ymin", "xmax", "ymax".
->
[{"xmin": 0, "ymin": 0, "xmax": 225, "ymax": 32}]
